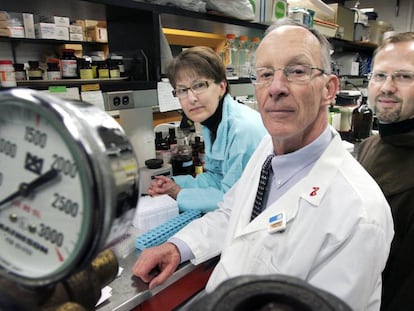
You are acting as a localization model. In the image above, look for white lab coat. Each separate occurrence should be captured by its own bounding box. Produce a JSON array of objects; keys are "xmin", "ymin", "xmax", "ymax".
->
[{"xmin": 174, "ymin": 129, "xmax": 394, "ymax": 311}]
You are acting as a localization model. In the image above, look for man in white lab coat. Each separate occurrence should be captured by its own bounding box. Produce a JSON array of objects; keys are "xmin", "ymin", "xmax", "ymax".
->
[{"xmin": 133, "ymin": 19, "xmax": 394, "ymax": 311}]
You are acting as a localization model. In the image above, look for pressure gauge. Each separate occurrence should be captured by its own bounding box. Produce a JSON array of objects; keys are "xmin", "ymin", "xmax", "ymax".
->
[{"xmin": 0, "ymin": 88, "xmax": 139, "ymax": 287}]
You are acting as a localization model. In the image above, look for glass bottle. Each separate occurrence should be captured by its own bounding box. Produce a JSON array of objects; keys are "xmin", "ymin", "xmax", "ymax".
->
[
  {"xmin": 27, "ymin": 61, "xmax": 43, "ymax": 80},
  {"xmin": 111, "ymin": 55, "xmax": 125, "ymax": 77},
  {"xmin": 13, "ymin": 63, "xmax": 27, "ymax": 81},
  {"xmin": 97, "ymin": 60, "xmax": 109, "ymax": 79},
  {"xmin": 170, "ymin": 128, "xmax": 193, "ymax": 176},
  {"xmin": 47, "ymin": 62, "xmax": 61, "ymax": 80},
  {"xmin": 351, "ymin": 97, "xmax": 373, "ymax": 142},
  {"xmin": 109, "ymin": 59, "xmax": 120, "ymax": 79},
  {"xmin": 238, "ymin": 35, "xmax": 249, "ymax": 78},
  {"xmin": 192, "ymin": 135, "xmax": 205, "ymax": 175},
  {"xmin": 61, "ymin": 49, "xmax": 78, "ymax": 79},
  {"xmin": 155, "ymin": 131, "xmax": 170, "ymax": 164},
  {"xmin": 167, "ymin": 127, "xmax": 177, "ymax": 149},
  {"xmin": 91, "ymin": 56, "xmax": 102, "ymax": 79},
  {"xmin": 79, "ymin": 58, "xmax": 93, "ymax": 80}
]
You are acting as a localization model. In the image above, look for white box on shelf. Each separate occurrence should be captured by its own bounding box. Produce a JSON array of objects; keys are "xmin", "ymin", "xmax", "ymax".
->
[
  {"xmin": 69, "ymin": 25, "xmax": 82, "ymax": 34},
  {"xmin": 55, "ymin": 26, "xmax": 69, "ymax": 40},
  {"xmin": 35, "ymin": 22, "xmax": 56, "ymax": 39},
  {"xmin": 42, "ymin": 16, "xmax": 70, "ymax": 27},
  {"xmin": 69, "ymin": 32, "xmax": 83, "ymax": 41},
  {"xmin": 22, "ymin": 13, "xmax": 35, "ymax": 38}
]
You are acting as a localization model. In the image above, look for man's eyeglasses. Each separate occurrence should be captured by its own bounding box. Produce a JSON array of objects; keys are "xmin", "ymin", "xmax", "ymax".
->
[
  {"xmin": 250, "ymin": 64, "xmax": 325, "ymax": 87},
  {"xmin": 172, "ymin": 80, "xmax": 210, "ymax": 99},
  {"xmin": 368, "ymin": 71, "xmax": 414, "ymax": 85}
]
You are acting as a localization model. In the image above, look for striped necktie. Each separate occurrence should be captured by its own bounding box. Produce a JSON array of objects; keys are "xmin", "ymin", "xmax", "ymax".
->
[{"xmin": 250, "ymin": 154, "xmax": 274, "ymax": 221}]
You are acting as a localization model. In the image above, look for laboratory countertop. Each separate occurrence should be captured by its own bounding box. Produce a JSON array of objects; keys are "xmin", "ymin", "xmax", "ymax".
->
[{"xmin": 96, "ymin": 241, "xmax": 216, "ymax": 311}]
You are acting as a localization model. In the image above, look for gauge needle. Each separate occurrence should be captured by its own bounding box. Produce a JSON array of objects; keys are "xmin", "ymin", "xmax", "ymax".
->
[{"xmin": 0, "ymin": 169, "xmax": 59, "ymax": 208}]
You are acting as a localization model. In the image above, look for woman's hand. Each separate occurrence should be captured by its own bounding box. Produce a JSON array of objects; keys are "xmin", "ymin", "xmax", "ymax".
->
[{"xmin": 147, "ymin": 175, "xmax": 181, "ymax": 199}]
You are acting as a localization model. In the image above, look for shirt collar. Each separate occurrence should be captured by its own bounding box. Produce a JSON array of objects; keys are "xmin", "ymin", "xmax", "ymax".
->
[{"xmin": 270, "ymin": 125, "xmax": 333, "ymax": 189}]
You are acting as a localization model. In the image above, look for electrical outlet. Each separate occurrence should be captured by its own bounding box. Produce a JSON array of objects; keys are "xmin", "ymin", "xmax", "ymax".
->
[{"xmin": 104, "ymin": 91, "xmax": 135, "ymax": 111}]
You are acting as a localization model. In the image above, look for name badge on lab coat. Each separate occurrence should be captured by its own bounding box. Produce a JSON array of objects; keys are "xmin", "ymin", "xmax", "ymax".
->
[{"xmin": 268, "ymin": 212, "xmax": 286, "ymax": 233}]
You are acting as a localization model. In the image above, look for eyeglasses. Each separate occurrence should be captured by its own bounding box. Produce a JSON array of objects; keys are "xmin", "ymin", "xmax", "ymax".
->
[
  {"xmin": 368, "ymin": 71, "xmax": 414, "ymax": 85},
  {"xmin": 172, "ymin": 80, "xmax": 210, "ymax": 99},
  {"xmin": 250, "ymin": 64, "xmax": 325, "ymax": 87}
]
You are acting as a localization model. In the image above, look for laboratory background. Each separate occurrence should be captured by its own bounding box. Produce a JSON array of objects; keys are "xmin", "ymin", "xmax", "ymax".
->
[{"xmin": 0, "ymin": 0, "xmax": 412, "ymax": 310}]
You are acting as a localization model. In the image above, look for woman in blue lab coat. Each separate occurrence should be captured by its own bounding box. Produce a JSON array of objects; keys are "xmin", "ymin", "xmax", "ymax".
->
[{"xmin": 147, "ymin": 46, "xmax": 267, "ymax": 212}]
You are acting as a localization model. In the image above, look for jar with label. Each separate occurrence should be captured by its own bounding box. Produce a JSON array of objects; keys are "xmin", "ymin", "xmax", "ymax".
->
[
  {"xmin": 61, "ymin": 49, "xmax": 78, "ymax": 79},
  {"xmin": 91, "ymin": 56, "xmax": 102, "ymax": 79},
  {"xmin": 0, "ymin": 60, "xmax": 16, "ymax": 87},
  {"xmin": 79, "ymin": 58, "xmax": 93, "ymax": 80},
  {"xmin": 47, "ymin": 62, "xmax": 61, "ymax": 80},
  {"xmin": 28, "ymin": 61, "xmax": 43, "ymax": 80},
  {"xmin": 13, "ymin": 63, "xmax": 26, "ymax": 81},
  {"xmin": 109, "ymin": 59, "xmax": 120, "ymax": 79},
  {"xmin": 97, "ymin": 60, "xmax": 109, "ymax": 79},
  {"xmin": 111, "ymin": 55, "xmax": 125, "ymax": 77}
]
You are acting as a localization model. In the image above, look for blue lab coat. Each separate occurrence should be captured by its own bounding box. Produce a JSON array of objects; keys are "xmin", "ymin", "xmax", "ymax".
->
[{"xmin": 173, "ymin": 94, "xmax": 267, "ymax": 212}]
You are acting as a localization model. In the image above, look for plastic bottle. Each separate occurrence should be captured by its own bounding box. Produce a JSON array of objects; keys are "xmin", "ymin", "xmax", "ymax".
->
[
  {"xmin": 238, "ymin": 35, "xmax": 249, "ymax": 78},
  {"xmin": 223, "ymin": 33, "xmax": 238, "ymax": 78},
  {"xmin": 47, "ymin": 62, "xmax": 61, "ymax": 80},
  {"xmin": 248, "ymin": 37, "xmax": 260, "ymax": 70},
  {"xmin": 61, "ymin": 49, "xmax": 78, "ymax": 79},
  {"xmin": 0, "ymin": 60, "xmax": 16, "ymax": 87}
]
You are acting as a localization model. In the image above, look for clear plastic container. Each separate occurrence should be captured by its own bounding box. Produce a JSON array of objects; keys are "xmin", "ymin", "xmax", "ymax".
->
[
  {"xmin": 0, "ymin": 60, "xmax": 16, "ymax": 87},
  {"xmin": 222, "ymin": 33, "xmax": 238, "ymax": 78},
  {"xmin": 238, "ymin": 35, "xmax": 249, "ymax": 78}
]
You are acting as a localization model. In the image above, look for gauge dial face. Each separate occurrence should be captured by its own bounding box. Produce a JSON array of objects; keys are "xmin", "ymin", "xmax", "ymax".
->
[{"xmin": 0, "ymin": 100, "xmax": 91, "ymax": 284}]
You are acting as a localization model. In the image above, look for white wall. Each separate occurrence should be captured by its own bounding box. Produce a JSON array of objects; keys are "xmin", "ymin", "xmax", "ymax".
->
[{"xmin": 344, "ymin": 0, "xmax": 414, "ymax": 32}]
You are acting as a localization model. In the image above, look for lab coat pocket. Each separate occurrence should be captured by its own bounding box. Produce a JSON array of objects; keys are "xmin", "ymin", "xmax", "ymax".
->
[{"xmin": 253, "ymin": 231, "xmax": 288, "ymax": 274}]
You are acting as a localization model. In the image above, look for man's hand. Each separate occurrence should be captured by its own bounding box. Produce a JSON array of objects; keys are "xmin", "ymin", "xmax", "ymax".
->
[
  {"xmin": 132, "ymin": 242, "xmax": 181, "ymax": 289},
  {"xmin": 147, "ymin": 175, "xmax": 181, "ymax": 199}
]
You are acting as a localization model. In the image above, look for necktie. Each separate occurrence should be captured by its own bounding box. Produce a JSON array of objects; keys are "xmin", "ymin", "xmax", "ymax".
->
[{"xmin": 250, "ymin": 154, "xmax": 274, "ymax": 221}]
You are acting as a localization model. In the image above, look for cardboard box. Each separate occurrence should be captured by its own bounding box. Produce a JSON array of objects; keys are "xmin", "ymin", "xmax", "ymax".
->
[
  {"xmin": 87, "ymin": 26, "xmax": 107, "ymax": 43},
  {"xmin": 55, "ymin": 26, "xmax": 69, "ymax": 40},
  {"xmin": 41, "ymin": 16, "xmax": 70, "ymax": 27},
  {"xmin": 0, "ymin": 28, "xmax": 10, "ymax": 37},
  {"xmin": 35, "ymin": 22, "xmax": 56, "ymax": 39},
  {"xmin": 8, "ymin": 26, "xmax": 24, "ymax": 38},
  {"xmin": 22, "ymin": 13, "xmax": 35, "ymax": 38},
  {"xmin": 69, "ymin": 32, "xmax": 83, "ymax": 41},
  {"xmin": 69, "ymin": 25, "xmax": 82, "ymax": 34},
  {"xmin": 328, "ymin": 4, "xmax": 355, "ymax": 41},
  {"xmin": 59, "ymin": 44, "xmax": 83, "ymax": 58},
  {"xmin": 0, "ymin": 11, "xmax": 9, "ymax": 21}
]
